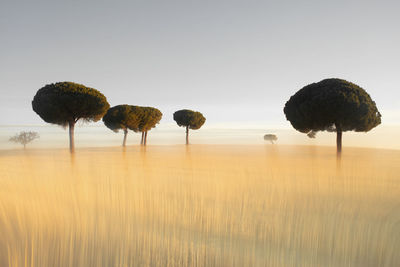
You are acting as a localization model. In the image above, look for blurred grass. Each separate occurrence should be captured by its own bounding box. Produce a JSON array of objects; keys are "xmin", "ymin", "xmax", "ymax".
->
[{"xmin": 0, "ymin": 145, "xmax": 399, "ymax": 267}]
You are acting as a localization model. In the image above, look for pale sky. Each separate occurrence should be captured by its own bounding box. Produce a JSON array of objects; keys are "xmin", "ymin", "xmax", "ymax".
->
[{"xmin": 1, "ymin": 0, "xmax": 399, "ymax": 127}]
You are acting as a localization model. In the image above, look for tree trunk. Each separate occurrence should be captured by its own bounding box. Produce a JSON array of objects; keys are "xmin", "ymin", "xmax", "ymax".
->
[
  {"xmin": 186, "ymin": 126, "xmax": 189, "ymax": 145},
  {"xmin": 144, "ymin": 131, "xmax": 148, "ymax": 146},
  {"xmin": 69, "ymin": 121, "xmax": 75, "ymax": 153},
  {"xmin": 23, "ymin": 144, "xmax": 26, "ymax": 149},
  {"xmin": 140, "ymin": 132, "xmax": 144, "ymax": 145},
  {"xmin": 122, "ymin": 129, "xmax": 128, "ymax": 147},
  {"xmin": 336, "ymin": 130, "xmax": 342, "ymax": 156}
]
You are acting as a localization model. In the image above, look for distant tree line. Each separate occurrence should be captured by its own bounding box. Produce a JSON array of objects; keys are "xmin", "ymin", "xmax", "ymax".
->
[{"xmin": 31, "ymin": 78, "xmax": 381, "ymax": 156}]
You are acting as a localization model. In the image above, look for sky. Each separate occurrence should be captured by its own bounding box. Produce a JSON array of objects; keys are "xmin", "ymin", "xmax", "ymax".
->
[{"xmin": 1, "ymin": 0, "xmax": 399, "ymax": 128}]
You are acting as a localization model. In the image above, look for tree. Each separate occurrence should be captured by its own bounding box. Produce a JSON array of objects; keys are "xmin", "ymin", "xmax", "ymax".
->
[
  {"xmin": 102, "ymin": 105, "xmax": 142, "ymax": 147},
  {"xmin": 173, "ymin": 109, "xmax": 206, "ymax": 145},
  {"xmin": 32, "ymin": 82, "xmax": 110, "ymax": 153},
  {"xmin": 9, "ymin": 131, "xmax": 39, "ymax": 149},
  {"xmin": 284, "ymin": 78, "xmax": 381, "ymax": 155},
  {"xmin": 264, "ymin": 134, "xmax": 277, "ymax": 144},
  {"xmin": 138, "ymin": 107, "xmax": 162, "ymax": 145}
]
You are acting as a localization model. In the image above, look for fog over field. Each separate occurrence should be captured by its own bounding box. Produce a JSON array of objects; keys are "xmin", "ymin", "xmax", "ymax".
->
[
  {"xmin": 1, "ymin": 124, "xmax": 400, "ymax": 151},
  {"xmin": 1, "ymin": 0, "xmax": 400, "ymax": 266},
  {"xmin": 1, "ymin": 145, "xmax": 399, "ymax": 266}
]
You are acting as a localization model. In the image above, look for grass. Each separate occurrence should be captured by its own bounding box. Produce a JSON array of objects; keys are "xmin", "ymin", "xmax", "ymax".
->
[{"xmin": 0, "ymin": 145, "xmax": 399, "ymax": 266}]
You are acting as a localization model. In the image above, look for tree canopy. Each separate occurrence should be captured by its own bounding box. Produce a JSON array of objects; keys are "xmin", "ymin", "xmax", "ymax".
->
[
  {"xmin": 138, "ymin": 107, "xmax": 162, "ymax": 132},
  {"xmin": 32, "ymin": 82, "xmax": 110, "ymax": 126},
  {"xmin": 103, "ymin": 105, "xmax": 144, "ymax": 147},
  {"xmin": 103, "ymin": 105, "xmax": 162, "ymax": 146},
  {"xmin": 137, "ymin": 107, "xmax": 162, "ymax": 145},
  {"xmin": 284, "ymin": 78, "xmax": 381, "ymax": 134},
  {"xmin": 283, "ymin": 78, "xmax": 381, "ymax": 154},
  {"xmin": 173, "ymin": 109, "xmax": 206, "ymax": 144},
  {"xmin": 103, "ymin": 105, "xmax": 142, "ymax": 133},
  {"xmin": 32, "ymin": 81, "xmax": 109, "ymax": 152},
  {"xmin": 173, "ymin": 109, "xmax": 206, "ymax": 130}
]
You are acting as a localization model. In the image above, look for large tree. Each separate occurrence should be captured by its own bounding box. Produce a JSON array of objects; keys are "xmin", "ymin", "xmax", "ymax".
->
[
  {"xmin": 284, "ymin": 78, "xmax": 381, "ymax": 155},
  {"xmin": 173, "ymin": 109, "xmax": 206, "ymax": 145},
  {"xmin": 102, "ymin": 105, "xmax": 142, "ymax": 147},
  {"xmin": 138, "ymin": 107, "xmax": 162, "ymax": 145},
  {"xmin": 32, "ymin": 82, "xmax": 110, "ymax": 153}
]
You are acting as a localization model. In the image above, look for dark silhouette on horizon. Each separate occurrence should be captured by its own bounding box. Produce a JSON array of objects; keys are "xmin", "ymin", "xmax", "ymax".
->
[
  {"xmin": 103, "ymin": 105, "xmax": 142, "ymax": 147},
  {"xmin": 173, "ymin": 109, "xmax": 206, "ymax": 145},
  {"xmin": 32, "ymin": 82, "xmax": 110, "ymax": 153},
  {"xmin": 264, "ymin": 134, "xmax": 278, "ymax": 144},
  {"xmin": 138, "ymin": 107, "xmax": 162, "ymax": 146},
  {"xmin": 284, "ymin": 78, "xmax": 381, "ymax": 156},
  {"xmin": 9, "ymin": 131, "xmax": 39, "ymax": 149}
]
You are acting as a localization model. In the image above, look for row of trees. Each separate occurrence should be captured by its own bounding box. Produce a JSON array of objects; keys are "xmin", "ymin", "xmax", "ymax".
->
[
  {"xmin": 11, "ymin": 130, "xmax": 274, "ymax": 149},
  {"xmin": 102, "ymin": 106, "xmax": 205, "ymax": 146},
  {"xmin": 32, "ymin": 79, "xmax": 381, "ymax": 156},
  {"xmin": 103, "ymin": 105, "xmax": 162, "ymax": 147},
  {"xmin": 32, "ymin": 82, "xmax": 206, "ymax": 153}
]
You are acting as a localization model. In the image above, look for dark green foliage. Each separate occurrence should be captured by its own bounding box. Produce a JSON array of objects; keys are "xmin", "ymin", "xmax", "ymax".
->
[
  {"xmin": 284, "ymin": 78, "xmax": 381, "ymax": 154},
  {"xmin": 284, "ymin": 78, "xmax": 381, "ymax": 135},
  {"xmin": 135, "ymin": 106, "xmax": 162, "ymax": 145},
  {"xmin": 173, "ymin": 109, "xmax": 206, "ymax": 144},
  {"xmin": 32, "ymin": 81, "xmax": 109, "ymax": 152},
  {"xmin": 103, "ymin": 105, "xmax": 144, "ymax": 147},
  {"xmin": 173, "ymin": 109, "xmax": 206, "ymax": 130},
  {"xmin": 32, "ymin": 82, "xmax": 110, "ymax": 126},
  {"xmin": 102, "ymin": 105, "xmax": 161, "ymax": 146},
  {"xmin": 103, "ymin": 105, "xmax": 142, "ymax": 133},
  {"xmin": 138, "ymin": 107, "xmax": 162, "ymax": 132}
]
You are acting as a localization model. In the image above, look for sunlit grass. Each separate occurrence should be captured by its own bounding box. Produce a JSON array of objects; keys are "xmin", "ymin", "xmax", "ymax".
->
[{"xmin": 0, "ymin": 145, "xmax": 399, "ymax": 266}]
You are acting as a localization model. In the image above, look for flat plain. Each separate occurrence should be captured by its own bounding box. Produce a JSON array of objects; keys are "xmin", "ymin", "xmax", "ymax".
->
[{"xmin": 0, "ymin": 145, "xmax": 399, "ymax": 267}]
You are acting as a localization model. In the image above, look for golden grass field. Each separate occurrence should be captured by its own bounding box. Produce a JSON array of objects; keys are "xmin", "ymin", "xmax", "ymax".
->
[{"xmin": 0, "ymin": 145, "xmax": 399, "ymax": 267}]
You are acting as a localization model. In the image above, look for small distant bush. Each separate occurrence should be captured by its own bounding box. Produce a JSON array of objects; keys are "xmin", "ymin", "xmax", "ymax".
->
[
  {"xmin": 9, "ymin": 131, "xmax": 39, "ymax": 149},
  {"xmin": 264, "ymin": 134, "xmax": 277, "ymax": 144}
]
